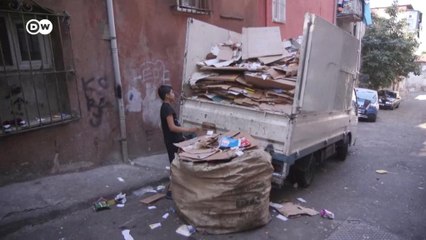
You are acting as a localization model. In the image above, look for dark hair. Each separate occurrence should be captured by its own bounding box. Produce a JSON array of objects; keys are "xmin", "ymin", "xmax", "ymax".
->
[{"xmin": 158, "ymin": 85, "xmax": 173, "ymax": 101}]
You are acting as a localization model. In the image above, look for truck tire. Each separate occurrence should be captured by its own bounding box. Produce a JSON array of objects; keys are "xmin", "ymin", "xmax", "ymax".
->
[
  {"xmin": 294, "ymin": 154, "xmax": 316, "ymax": 188},
  {"xmin": 336, "ymin": 135, "xmax": 349, "ymax": 161}
]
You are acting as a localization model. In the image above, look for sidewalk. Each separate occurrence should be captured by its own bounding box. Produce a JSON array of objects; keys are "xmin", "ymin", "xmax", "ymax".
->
[{"xmin": 0, "ymin": 153, "xmax": 170, "ymax": 236}]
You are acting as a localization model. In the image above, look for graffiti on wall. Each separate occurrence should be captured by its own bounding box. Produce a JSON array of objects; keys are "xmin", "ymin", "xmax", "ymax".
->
[
  {"xmin": 82, "ymin": 77, "xmax": 110, "ymax": 127},
  {"xmin": 127, "ymin": 60, "xmax": 170, "ymax": 127}
]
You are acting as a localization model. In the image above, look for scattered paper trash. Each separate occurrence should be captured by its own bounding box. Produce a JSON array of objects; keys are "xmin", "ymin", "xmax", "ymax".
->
[
  {"xmin": 165, "ymin": 166, "xmax": 170, "ymax": 170},
  {"xmin": 149, "ymin": 223, "xmax": 162, "ymax": 229},
  {"xmin": 93, "ymin": 199, "xmax": 111, "ymax": 212},
  {"xmin": 162, "ymin": 213, "xmax": 169, "ymax": 219},
  {"xmin": 157, "ymin": 185, "xmax": 166, "ymax": 191},
  {"xmin": 133, "ymin": 186, "xmax": 157, "ymax": 197},
  {"xmin": 168, "ymin": 207, "xmax": 176, "ymax": 213},
  {"xmin": 115, "ymin": 193, "xmax": 127, "ymax": 205},
  {"xmin": 320, "ymin": 209, "xmax": 335, "ymax": 219},
  {"xmin": 176, "ymin": 224, "xmax": 196, "ymax": 237},
  {"xmin": 276, "ymin": 214, "xmax": 288, "ymax": 221},
  {"xmin": 270, "ymin": 202, "xmax": 318, "ymax": 218},
  {"xmin": 297, "ymin": 197, "xmax": 307, "ymax": 203},
  {"xmin": 270, "ymin": 202, "xmax": 283, "ymax": 209},
  {"xmin": 117, "ymin": 177, "xmax": 125, "ymax": 182},
  {"xmin": 121, "ymin": 229, "xmax": 134, "ymax": 240},
  {"xmin": 207, "ymin": 130, "xmax": 214, "ymax": 136},
  {"xmin": 376, "ymin": 170, "xmax": 388, "ymax": 174},
  {"xmin": 148, "ymin": 206, "xmax": 157, "ymax": 210},
  {"xmin": 116, "ymin": 204, "xmax": 125, "ymax": 208}
]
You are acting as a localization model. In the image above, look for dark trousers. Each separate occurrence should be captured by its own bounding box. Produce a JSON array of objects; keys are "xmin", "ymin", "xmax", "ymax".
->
[{"xmin": 166, "ymin": 143, "xmax": 178, "ymax": 163}]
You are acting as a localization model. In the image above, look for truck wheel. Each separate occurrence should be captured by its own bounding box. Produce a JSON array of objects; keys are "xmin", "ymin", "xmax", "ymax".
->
[
  {"xmin": 336, "ymin": 136, "xmax": 349, "ymax": 161},
  {"xmin": 295, "ymin": 154, "xmax": 316, "ymax": 188}
]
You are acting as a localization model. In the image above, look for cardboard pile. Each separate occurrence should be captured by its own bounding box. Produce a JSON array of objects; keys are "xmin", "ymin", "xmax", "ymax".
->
[
  {"xmin": 173, "ymin": 131, "xmax": 257, "ymax": 163},
  {"xmin": 190, "ymin": 27, "xmax": 302, "ymax": 114}
]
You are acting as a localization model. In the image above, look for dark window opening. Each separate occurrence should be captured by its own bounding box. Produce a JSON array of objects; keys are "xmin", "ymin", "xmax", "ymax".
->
[
  {"xmin": 0, "ymin": 17, "xmax": 13, "ymax": 66},
  {"xmin": 175, "ymin": 0, "xmax": 211, "ymax": 15},
  {"xmin": 0, "ymin": 3, "xmax": 79, "ymax": 136}
]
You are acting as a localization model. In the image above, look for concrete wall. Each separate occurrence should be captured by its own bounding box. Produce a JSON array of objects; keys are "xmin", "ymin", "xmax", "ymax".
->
[{"xmin": 405, "ymin": 63, "xmax": 426, "ymax": 92}]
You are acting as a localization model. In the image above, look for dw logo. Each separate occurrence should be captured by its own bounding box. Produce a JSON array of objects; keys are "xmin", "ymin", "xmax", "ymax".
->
[{"xmin": 25, "ymin": 19, "xmax": 53, "ymax": 35}]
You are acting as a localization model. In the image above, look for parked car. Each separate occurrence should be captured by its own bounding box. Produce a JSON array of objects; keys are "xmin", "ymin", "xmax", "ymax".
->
[
  {"xmin": 355, "ymin": 88, "xmax": 379, "ymax": 122},
  {"xmin": 378, "ymin": 90, "xmax": 401, "ymax": 110}
]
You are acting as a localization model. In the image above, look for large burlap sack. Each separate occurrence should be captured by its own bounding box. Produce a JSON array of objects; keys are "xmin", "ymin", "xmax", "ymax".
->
[{"xmin": 171, "ymin": 149, "xmax": 273, "ymax": 234}]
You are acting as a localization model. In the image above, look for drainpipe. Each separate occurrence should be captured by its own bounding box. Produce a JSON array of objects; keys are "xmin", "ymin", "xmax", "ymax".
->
[{"xmin": 106, "ymin": 0, "xmax": 129, "ymax": 163}]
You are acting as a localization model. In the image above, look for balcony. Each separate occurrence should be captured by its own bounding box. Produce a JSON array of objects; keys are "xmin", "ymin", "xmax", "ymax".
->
[{"xmin": 337, "ymin": 0, "xmax": 363, "ymax": 23}]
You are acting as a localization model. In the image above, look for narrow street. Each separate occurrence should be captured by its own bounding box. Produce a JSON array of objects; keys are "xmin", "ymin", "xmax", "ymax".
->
[{"xmin": 5, "ymin": 92, "xmax": 426, "ymax": 240}]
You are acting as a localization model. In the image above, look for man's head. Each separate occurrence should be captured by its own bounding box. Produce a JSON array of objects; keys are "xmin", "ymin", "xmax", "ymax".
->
[{"xmin": 158, "ymin": 85, "xmax": 175, "ymax": 102}]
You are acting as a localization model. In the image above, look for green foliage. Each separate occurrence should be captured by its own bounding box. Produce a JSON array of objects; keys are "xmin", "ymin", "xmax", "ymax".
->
[{"xmin": 361, "ymin": 0, "xmax": 420, "ymax": 90}]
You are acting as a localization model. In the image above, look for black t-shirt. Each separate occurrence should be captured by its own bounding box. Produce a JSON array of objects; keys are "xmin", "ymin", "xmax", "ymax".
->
[{"xmin": 160, "ymin": 102, "xmax": 184, "ymax": 146}]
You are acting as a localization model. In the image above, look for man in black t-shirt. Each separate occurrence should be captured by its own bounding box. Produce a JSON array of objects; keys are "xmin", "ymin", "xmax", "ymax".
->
[{"xmin": 158, "ymin": 85, "xmax": 198, "ymax": 163}]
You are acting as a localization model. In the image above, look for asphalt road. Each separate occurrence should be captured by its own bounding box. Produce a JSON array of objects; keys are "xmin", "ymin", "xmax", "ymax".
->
[{"xmin": 5, "ymin": 92, "xmax": 426, "ymax": 240}]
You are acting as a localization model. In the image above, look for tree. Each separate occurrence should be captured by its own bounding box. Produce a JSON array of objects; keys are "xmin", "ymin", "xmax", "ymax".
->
[{"xmin": 361, "ymin": 0, "xmax": 420, "ymax": 90}]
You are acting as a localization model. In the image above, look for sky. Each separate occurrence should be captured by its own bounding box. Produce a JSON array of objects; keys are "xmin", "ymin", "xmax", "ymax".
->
[{"xmin": 370, "ymin": 0, "xmax": 426, "ymax": 53}]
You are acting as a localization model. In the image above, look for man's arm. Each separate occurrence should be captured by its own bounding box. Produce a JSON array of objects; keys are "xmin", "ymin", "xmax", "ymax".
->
[{"xmin": 166, "ymin": 115, "xmax": 198, "ymax": 133}]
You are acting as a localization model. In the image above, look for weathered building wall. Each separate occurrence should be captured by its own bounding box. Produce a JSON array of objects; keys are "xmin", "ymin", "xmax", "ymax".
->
[
  {"xmin": 0, "ymin": 0, "xmax": 263, "ymax": 184},
  {"xmin": 1, "ymin": 0, "xmax": 339, "ymax": 185},
  {"xmin": 0, "ymin": 0, "xmax": 121, "ymax": 185},
  {"xmin": 117, "ymin": 0, "xmax": 262, "ymax": 158},
  {"xmin": 262, "ymin": 0, "xmax": 335, "ymax": 39}
]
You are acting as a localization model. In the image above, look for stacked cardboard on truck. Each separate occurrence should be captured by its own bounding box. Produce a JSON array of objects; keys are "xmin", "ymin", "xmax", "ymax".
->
[{"xmin": 189, "ymin": 27, "xmax": 302, "ymax": 114}]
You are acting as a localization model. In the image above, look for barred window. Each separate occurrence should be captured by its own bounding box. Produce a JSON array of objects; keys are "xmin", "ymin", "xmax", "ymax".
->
[
  {"xmin": 272, "ymin": 0, "xmax": 286, "ymax": 23},
  {"xmin": 0, "ymin": 1, "xmax": 78, "ymax": 136},
  {"xmin": 175, "ymin": 0, "xmax": 211, "ymax": 15}
]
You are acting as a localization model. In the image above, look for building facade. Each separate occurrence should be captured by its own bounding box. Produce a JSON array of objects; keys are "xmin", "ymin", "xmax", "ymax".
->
[{"xmin": 0, "ymin": 0, "xmax": 339, "ymax": 185}]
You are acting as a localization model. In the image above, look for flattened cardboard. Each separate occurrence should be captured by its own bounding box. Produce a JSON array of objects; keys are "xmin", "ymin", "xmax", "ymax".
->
[
  {"xmin": 174, "ymin": 134, "xmax": 221, "ymax": 149},
  {"xmin": 273, "ymin": 202, "xmax": 319, "ymax": 217},
  {"xmin": 266, "ymin": 68, "xmax": 286, "ymax": 80},
  {"xmin": 140, "ymin": 193, "xmax": 166, "ymax": 205},
  {"xmin": 180, "ymin": 150, "xmax": 236, "ymax": 162},
  {"xmin": 242, "ymin": 27, "xmax": 282, "ymax": 59},
  {"xmin": 213, "ymin": 59, "xmax": 235, "ymax": 68},
  {"xmin": 244, "ymin": 73, "xmax": 296, "ymax": 90},
  {"xmin": 258, "ymin": 44, "xmax": 293, "ymax": 65},
  {"xmin": 203, "ymin": 74, "xmax": 240, "ymax": 82},
  {"xmin": 205, "ymin": 84, "xmax": 232, "ymax": 91},
  {"xmin": 265, "ymin": 91, "xmax": 294, "ymax": 101},
  {"xmin": 258, "ymin": 55, "xmax": 286, "ymax": 65},
  {"xmin": 235, "ymin": 76, "xmax": 253, "ymax": 87},
  {"xmin": 217, "ymin": 46, "xmax": 234, "ymax": 61},
  {"xmin": 200, "ymin": 66, "xmax": 248, "ymax": 71},
  {"xmin": 234, "ymin": 97, "xmax": 260, "ymax": 107},
  {"xmin": 244, "ymin": 90, "xmax": 264, "ymax": 100},
  {"xmin": 189, "ymin": 72, "xmax": 218, "ymax": 86}
]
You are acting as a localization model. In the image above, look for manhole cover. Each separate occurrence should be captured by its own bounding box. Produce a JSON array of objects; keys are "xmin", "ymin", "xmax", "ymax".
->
[{"xmin": 326, "ymin": 219, "xmax": 400, "ymax": 240}]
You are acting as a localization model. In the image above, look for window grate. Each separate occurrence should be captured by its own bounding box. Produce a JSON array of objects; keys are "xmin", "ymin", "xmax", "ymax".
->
[
  {"xmin": 174, "ymin": 0, "xmax": 211, "ymax": 15},
  {"xmin": 0, "ymin": 3, "xmax": 79, "ymax": 136}
]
